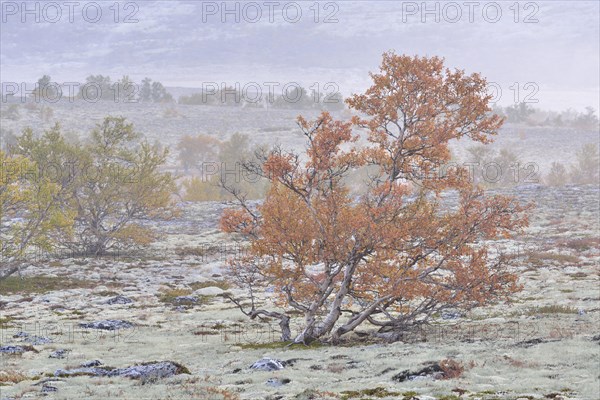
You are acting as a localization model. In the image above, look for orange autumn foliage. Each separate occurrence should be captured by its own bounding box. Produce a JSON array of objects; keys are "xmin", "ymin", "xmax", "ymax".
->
[{"xmin": 220, "ymin": 52, "xmax": 530, "ymax": 344}]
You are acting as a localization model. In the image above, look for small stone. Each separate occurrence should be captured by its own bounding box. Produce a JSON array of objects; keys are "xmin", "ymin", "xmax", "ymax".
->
[
  {"xmin": 49, "ymin": 349, "xmax": 70, "ymax": 359},
  {"xmin": 106, "ymin": 295, "xmax": 133, "ymax": 305},
  {"xmin": 93, "ymin": 285, "xmax": 109, "ymax": 293},
  {"xmin": 266, "ymin": 377, "xmax": 290, "ymax": 387},
  {"xmin": 80, "ymin": 360, "xmax": 102, "ymax": 367},
  {"xmin": 41, "ymin": 384, "xmax": 58, "ymax": 393},
  {"xmin": 441, "ymin": 311, "xmax": 463, "ymax": 320},
  {"xmin": 174, "ymin": 296, "xmax": 198, "ymax": 304}
]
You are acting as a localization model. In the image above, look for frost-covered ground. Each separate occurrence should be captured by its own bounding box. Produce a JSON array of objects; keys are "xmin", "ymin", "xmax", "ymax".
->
[{"xmin": 1, "ymin": 185, "xmax": 599, "ymax": 400}]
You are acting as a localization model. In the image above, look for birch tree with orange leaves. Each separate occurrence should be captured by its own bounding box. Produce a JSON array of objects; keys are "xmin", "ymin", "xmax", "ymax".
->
[{"xmin": 220, "ymin": 52, "xmax": 530, "ymax": 344}]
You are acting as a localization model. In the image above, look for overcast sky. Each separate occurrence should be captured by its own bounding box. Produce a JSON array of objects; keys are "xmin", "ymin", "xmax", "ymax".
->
[{"xmin": 1, "ymin": 0, "xmax": 598, "ymax": 111}]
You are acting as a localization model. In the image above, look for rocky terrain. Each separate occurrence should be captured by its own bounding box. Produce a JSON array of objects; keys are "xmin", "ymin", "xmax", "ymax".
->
[{"xmin": 0, "ymin": 183, "xmax": 598, "ymax": 400}]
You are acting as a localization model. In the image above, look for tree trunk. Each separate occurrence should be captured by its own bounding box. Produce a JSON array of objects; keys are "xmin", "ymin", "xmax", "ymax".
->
[
  {"xmin": 331, "ymin": 298, "xmax": 388, "ymax": 342},
  {"xmin": 0, "ymin": 261, "xmax": 23, "ymax": 282},
  {"xmin": 292, "ymin": 313, "xmax": 318, "ymax": 344},
  {"xmin": 279, "ymin": 315, "xmax": 291, "ymax": 342},
  {"xmin": 0, "ymin": 265, "xmax": 19, "ymax": 282},
  {"xmin": 311, "ymin": 261, "xmax": 360, "ymax": 339}
]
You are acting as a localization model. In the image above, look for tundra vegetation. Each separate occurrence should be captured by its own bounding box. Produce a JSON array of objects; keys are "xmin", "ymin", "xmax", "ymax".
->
[
  {"xmin": 180, "ymin": 133, "xmax": 270, "ymax": 201},
  {"xmin": 219, "ymin": 53, "xmax": 531, "ymax": 344},
  {"xmin": 1, "ymin": 117, "xmax": 176, "ymax": 280}
]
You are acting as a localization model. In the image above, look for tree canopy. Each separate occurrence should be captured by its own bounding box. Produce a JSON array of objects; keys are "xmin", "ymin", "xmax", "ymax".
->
[{"xmin": 220, "ymin": 53, "xmax": 531, "ymax": 343}]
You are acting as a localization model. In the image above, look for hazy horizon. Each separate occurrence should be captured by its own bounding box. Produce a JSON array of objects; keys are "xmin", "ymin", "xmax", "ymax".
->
[{"xmin": 1, "ymin": 1, "xmax": 598, "ymax": 111}]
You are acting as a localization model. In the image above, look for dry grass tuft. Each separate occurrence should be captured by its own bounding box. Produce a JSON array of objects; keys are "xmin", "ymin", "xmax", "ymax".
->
[
  {"xmin": 0, "ymin": 370, "xmax": 28, "ymax": 384},
  {"xmin": 528, "ymin": 305, "xmax": 579, "ymax": 315},
  {"xmin": 440, "ymin": 358, "xmax": 464, "ymax": 380},
  {"xmin": 526, "ymin": 251, "xmax": 580, "ymax": 267}
]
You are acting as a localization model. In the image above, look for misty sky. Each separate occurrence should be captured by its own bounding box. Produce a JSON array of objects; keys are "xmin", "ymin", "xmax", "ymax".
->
[{"xmin": 1, "ymin": 0, "xmax": 598, "ymax": 111}]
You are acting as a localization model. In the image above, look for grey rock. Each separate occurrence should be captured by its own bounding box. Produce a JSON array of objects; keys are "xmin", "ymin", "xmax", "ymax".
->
[
  {"xmin": 49, "ymin": 349, "xmax": 70, "ymax": 359},
  {"xmin": 106, "ymin": 295, "xmax": 133, "ymax": 305},
  {"xmin": 27, "ymin": 336, "xmax": 53, "ymax": 345},
  {"xmin": 250, "ymin": 358, "xmax": 285, "ymax": 371},
  {"xmin": 0, "ymin": 345, "xmax": 25, "ymax": 354},
  {"xmin": 174, "ymin": 296, "xmax": 198, "ymax": 304},
  {"xmin": 392, "ymin": 363, "xmax": 443, "ymax": 382},
  {"xmin": 54, "ymin": 361, "xmax": 189, "ymax": 380},
  {"xmin": 441, "ymin": 311, "xmax": 463, "ymax": 320},
  {"xmin": 54, "ymin": 367, "xmax": 111, "ymax": 377},
  {"xmin": 79, "ymin": 320, "xmax": 134, "ymax": 330},
  {"xmin": 266, "ymin": 377, "xmax": 290, "ymax": 387},
  {"xmin": 80, "ymin": 360, "xmax": 102, "ymax": 367},
  {"xmin": 114, "ymin": 361, "xmax": 184, "ymax": 379},
  {"xmin": 33, "ymin": 377, "xmax": 64, "ymax": 386},
  {"xmin": 516, "ymin": 338, "xmax": 546, "ymax": 347},
  {"xmin": 41, "ymin": 384, "xmax": 58, "ymax": 393}
]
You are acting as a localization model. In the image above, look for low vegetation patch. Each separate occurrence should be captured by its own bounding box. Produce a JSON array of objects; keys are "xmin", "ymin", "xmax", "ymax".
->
[
  {"xmin": 236, "ymin": 341, "xmax": 325, "ymax": 350},
  {"xmin": 158, "ymin": 288, "xmax": 192, "ymax": 300},
  {"xmin": 0, "ymin": 316, "xmax": 14, "ymax": 328},
  {"xmin": 189, "ymin": 280, "xmax": 231, "ymax": 291},
  {"xmin": 557, "ymin": 237, "xmax": 600, "ymax": 252},
  {"xmin": 340, "ymin": 387, "xmax": 401, "ymax": 399},
  {"xmin": 526, "ymin": 251, "xmax": 580, "ymax": 267},
  {"xmin": 157, "ymin": 288, "xmax": 212, "ymax": 307},
  {"xmin": 439, "ymin": 358, "xmax": 464, "ymax": 379},
  {"xmin": 401, "ymin": 392, "xmax": 419, "ymax": 400},
  {"xmin": 175, "ymin": 246, "xmax": 207, "ymax": 258},
  {"xmin": 96, "ymin": 290, "xmax": 120, "ymax": 297},
  {"xmin": 528, "ymin": 305, "xmax": 579, "ymax": 315},
  {"xmin": 568, "ymin": 271, "xmax": 588, "ymax": 279},
  {"xmin": 0, "ymin": 276, "xmax": 95, "ymax": 295}
]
